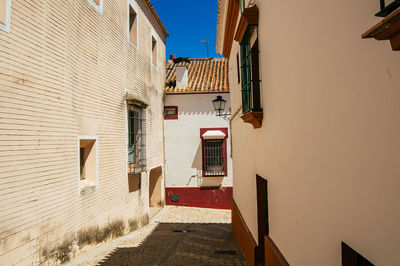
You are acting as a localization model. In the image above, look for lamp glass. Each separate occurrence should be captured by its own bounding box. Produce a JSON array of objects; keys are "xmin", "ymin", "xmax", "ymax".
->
[{"xmin": 212, "ymin": 95, "xmax": 226, "ymax": 113}]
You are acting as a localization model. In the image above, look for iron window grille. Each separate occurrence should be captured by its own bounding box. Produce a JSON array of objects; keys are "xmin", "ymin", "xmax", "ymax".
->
[
  {"xmin": 201, "ymin": 128, "xmax": 228, "ymax": 177},
  {"xmin": 128, "ymin": 105, "xmax": 146, "ymax": 174},
  {"xmin": 376, "ymin": 0, "xmax": 400, "ymax": 17},
  {"xmin": 204, "ymin": 140, "xmax": 225, "ymax": 176},
  {"xmin": 240, "ymin": 25, "xmax": 262, "ymax": 114}
]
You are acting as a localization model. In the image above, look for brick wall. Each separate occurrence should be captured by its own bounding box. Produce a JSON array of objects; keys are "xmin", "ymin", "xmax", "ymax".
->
[{"xmin": 0, "ymin": 0, "xmax": 166, "ymax": 264}]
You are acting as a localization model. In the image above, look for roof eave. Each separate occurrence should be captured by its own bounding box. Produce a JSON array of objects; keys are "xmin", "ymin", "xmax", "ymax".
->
[{"xmin": 143, "ymin": 0, "xmax": 169, "ymax": 38}]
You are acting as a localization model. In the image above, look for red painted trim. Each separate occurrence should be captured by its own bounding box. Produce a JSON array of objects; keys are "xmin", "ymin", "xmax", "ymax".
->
[
  {"xmin": 165, "ymin": 187, "xmax": 232, "ymax": 210},
  {"xmin": 164, "ymin": 106, "xmax": 178, "ymax": 120},
  {"xmin": 200, "ymin": 128, "xmax": 228, "ymax": 177}
]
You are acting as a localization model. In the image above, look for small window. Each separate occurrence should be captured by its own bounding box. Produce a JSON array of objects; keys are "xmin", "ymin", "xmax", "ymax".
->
[
  {"xmin": 86, "ymin": 0, "xmax": 103, "ymax": 14},
  {"xmin": 0, "ymin": 0, "xmax": 11, "ymax": 32},
  {"xmin": 342, "ymin": 242, "xmax": 374, "ymax": 266},
  {"xmin": 201, "ymin": 128, "xmax": 228, "ymax": 177},
  {"xmin": 78, "ymin": 137, "xmax": 98, "ymax": 193},
  {"xmin": 128, "ymin": 105, "xmax": 146, "ymax": 174},
  {"xmin": 151, "ymin": 35, "xmax": 158, "ymax": 66},
  {"xmin": 164, "ymin": 106, "xmax": 178, "ymax": 120},
  {"xmin": 129, "ymin": 2, "xmax": 138, "ymax": 46}
]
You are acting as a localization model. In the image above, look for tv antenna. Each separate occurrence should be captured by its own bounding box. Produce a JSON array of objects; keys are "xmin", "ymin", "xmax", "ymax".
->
[{"xmin": 200, "ymin": 40, "xmax": 209, "ymax": 57}]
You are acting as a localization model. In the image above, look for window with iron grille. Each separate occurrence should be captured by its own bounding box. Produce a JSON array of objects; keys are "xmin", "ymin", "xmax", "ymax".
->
[
  {"xmin": 240, "ymin": 25, "xmax": 261, "ymax": 114},
  {"xmin": 204, "ymin": 140, "xmax": 224, "ymax": 176},
  {"xmin": 128, "ymin": 105, "xmax": 146, "ymax": 174},
  {"xmin": 201, "ymin": 128, "xmax": 228, "ymax": 177}
]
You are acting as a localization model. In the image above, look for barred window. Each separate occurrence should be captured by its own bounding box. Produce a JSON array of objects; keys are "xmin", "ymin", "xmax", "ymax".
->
[
  {"xmin": 201, "ymin": 128, "xmax": 228, "ymax": 177},
  {"xmin": 128, "ymin": 105, "xmax": 146, "ymax": 174},
  {"xmin": 240, "ymin": 25, "xmax": 261, "ymax": 114},
  {"xmin": 204, "ymin": 140, "xmax": 225, "ymax": 176}
]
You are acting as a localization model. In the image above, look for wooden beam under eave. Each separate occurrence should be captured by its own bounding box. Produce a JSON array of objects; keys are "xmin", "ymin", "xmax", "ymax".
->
[
  {"xmin": 234, "ymin": 6, "xmax": 259, "ymax": 43},
  {"xmin": 362, "ymin": 8, "xmax": 400, "ymax": 39},
  {"xmin": 222, "ymin": 0, "xmax": 240, "ymax": 58},
  {"xmin": 362, "ymin": 8, "xmax": 400, "ymax": 51},
  {"xmin": 390, "ymin": 32, "xmax": 400, "ymax": 50}
]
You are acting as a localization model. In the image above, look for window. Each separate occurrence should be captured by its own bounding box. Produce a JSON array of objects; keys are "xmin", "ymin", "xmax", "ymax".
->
[
  {"xmin": 240, "ymin": 25, "xmax": 261, "ymax": 114},
  {"xmin": 234, "ymin": 6, "xmax": 263, "ymax": 128},
  {"xmin": 164, "ymin": 106, "xmax": 178, "ymax": 120},
  {"xmin": 128, "ymin": 1, "xmax": 138, "ymax": 46},
  {"xmin": 0, "ymin": 0, "xmax": 11, "ymax": 32},
  {"xmin": 86, "ymin": 0, "xmax": 103, "ymax": 14},
  {"xmin": 341, "ymin": 242, "xmax": 374, "ymax": 266},
  {"xmin": 128, "ymin": 105, "xmax": 146, "ymax": 174},
  {"xmin": 151, "ymin": 35, "xmax": 158, "ymax": 66},
  {"xmin": 78, "ymin": 136, "xmax": 98, "ymax": 193},
  {"xmin": 200, "ymin": 128, "xmax": 228, "ymax": 177}
]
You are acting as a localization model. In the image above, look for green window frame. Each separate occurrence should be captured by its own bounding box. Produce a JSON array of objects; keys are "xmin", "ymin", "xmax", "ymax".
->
[{"xmin": 240, "ymin": 26, "xmax": 261, "ymax": 114}]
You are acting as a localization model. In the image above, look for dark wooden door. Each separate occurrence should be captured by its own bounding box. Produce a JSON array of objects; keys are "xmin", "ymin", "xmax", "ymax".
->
[{"xmin": 256, "ymin": 175, "xmax": 269, "ymax": 265}]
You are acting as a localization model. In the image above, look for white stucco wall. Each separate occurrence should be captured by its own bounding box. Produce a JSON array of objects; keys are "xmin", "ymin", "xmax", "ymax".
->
[{"xmin": 164, "ymin": 93, "xmax": 232, "ymax": 188}]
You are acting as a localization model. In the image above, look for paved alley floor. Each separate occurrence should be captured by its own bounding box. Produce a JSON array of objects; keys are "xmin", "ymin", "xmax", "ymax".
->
[{"xmin": 68, "ymin": 206, "xmax": 249, "ymax": 266}]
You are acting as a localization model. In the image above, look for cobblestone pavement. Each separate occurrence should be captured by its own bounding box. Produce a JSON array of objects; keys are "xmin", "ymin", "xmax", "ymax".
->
[{"xmin": 69, "ymin": 206, "xmax": 249, "ymax": 266}]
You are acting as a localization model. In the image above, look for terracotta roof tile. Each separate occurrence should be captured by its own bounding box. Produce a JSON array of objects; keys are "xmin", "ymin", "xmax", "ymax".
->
[{"xmin": 165, "ymin": 58, "xmax": 229, "ymax": 94}]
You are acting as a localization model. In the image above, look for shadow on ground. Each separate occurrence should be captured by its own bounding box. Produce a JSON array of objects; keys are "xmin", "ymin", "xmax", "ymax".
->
[{"xmin": 97, "ymin": 223, "xmax": 249, "ymax": 266}]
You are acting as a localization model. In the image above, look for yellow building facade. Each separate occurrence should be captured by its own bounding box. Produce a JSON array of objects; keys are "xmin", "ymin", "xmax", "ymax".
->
[
  {"xmin": 217, "ymin": 0, "xmax": 400, "ymax": 265},
  {"xmin": 0, "ymin": 0, "xmax": 167, "ymax": 264}
]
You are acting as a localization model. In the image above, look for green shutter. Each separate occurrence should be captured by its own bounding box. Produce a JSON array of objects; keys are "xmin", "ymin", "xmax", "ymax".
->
[
  {"xmin": 240, "ymin": 26, "xmax": 261, "ymax": 114},
  {"xmin": 240, "ymin": 29, "xmax": 252, "ymax": 113}
]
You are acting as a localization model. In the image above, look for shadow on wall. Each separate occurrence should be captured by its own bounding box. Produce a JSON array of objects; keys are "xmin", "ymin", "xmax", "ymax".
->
[
  {"xmin": 128, "ymin": 173, "xmax": 141, "ymax": 193},
  {"xmin": 190, "ymin": 143, "xmax": 224, "ymax": 187},
  {"xmin": 149, "ymin": 166, "xmax": 163, "ymax": 207},
  {"xmin": 97, "ymin": 223, "xmax": 249, "ymax": 265}
]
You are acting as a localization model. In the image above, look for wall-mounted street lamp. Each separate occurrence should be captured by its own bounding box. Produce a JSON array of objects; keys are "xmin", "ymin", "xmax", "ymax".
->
[{"xmin": 212, "ymin": 95, "xmax": 230, "ymax": 120}]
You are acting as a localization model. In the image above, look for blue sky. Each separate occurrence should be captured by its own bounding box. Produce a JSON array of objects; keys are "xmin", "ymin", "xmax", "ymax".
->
[{"xmin": 151, "ymin": 0, "xmax": 222, "ymax": 59}]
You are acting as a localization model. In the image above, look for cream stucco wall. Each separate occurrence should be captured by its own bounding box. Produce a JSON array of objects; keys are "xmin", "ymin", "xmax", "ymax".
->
[
  {"xmin": 164, "ymin": 93, "xmax": 233, "ymax": 188},
  {"xmin": 228, "ymin": 0, "xmax": 400, "ymax": 265},
  {"xmin": 0, "ymin": 0, "xmax": 166, "ymax": 264}
]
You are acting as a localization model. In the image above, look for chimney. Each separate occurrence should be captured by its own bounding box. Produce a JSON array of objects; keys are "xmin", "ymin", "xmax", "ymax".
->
[
  {"xmin": 170, "ymin": 54, "xmax": 176, "ymax": 60},
  {"xmin": 176, "ymin": 65, "xmax": 188, "ymax": 88}
]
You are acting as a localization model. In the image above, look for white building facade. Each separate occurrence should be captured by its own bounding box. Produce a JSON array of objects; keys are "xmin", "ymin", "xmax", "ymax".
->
[{"xmin": 163, "ymin": 58, "xmax": 233, "ymax": 209}]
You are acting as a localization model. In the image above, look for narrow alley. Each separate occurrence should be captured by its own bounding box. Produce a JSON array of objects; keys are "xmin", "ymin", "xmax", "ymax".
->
[{"xmin": 67, "ymin": 207, "xmax": 248, "ymax": 266}]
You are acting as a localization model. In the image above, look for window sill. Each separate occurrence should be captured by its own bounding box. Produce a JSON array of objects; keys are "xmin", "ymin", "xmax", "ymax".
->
[
  {"xmin": 241, "ymin": 111, "xmax": 263, "ymax": 129},
  {"xmin": 128, "ymin": 164, "xmax": 147, "ymax": 175},
  {"xmin": 362, "ymin": 8, "xmax": 400, "ymax": 51},
  {"xmin": 80, "ymin": 180, "xmax": 97, "ymax": 194}
]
